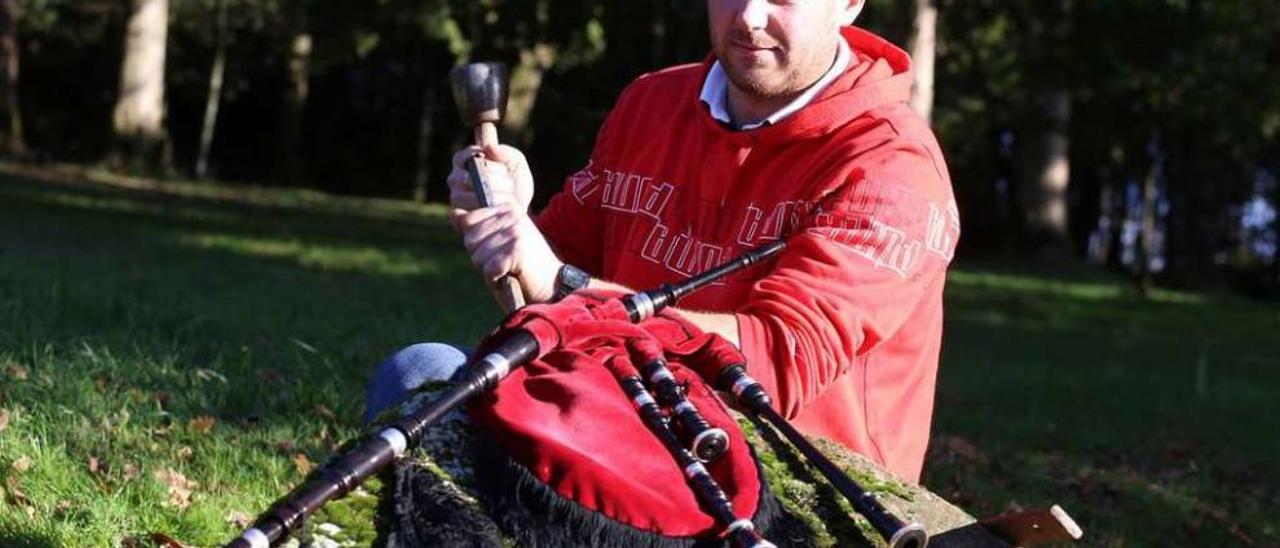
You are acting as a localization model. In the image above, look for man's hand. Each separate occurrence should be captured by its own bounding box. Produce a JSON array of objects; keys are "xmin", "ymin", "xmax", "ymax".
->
[
  {"xmin": 447, "ymin": 144, "xmax": 535, "ymax": 212},
  {"xmin": 447, "ymin": 144, "xmax": 560, "ymax": 304}
]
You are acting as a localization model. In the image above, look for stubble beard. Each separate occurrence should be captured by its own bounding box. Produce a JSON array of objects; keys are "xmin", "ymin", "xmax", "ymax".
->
[{"xmin": 718, "ymin": 47, "xmax": 802, "ymax": 102}]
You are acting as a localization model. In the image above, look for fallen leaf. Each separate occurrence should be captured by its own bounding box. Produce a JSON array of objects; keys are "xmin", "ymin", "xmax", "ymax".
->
[
  {"xmin": 149, "ymin": 532, "xmax": 187, "ymax": 548},
  {"xmin": 127, "ymin": 388, "xmax": 148, "ymax": 404},
  {"xmin": 226, "ymin": 510, "xmax": 252, "ymax": 528},
  {"xmin": 4, "ymin": 364, "xmax": 28, "ymax": 381},
  {"xmin": 0, "ymin": 408, "xmax": 9, "ymax": 432},
  {"xmin": 54, "ymin": 499, "xmax": 71, "ymax": 517},
  {"xmin": 87, "ymin": 456, "xmax": 100, "ymax": 474},
  {"xmin": 1165, "ymin": 439, "xmax": 1200, "ymax": 461},
  {"xmin": 290, "ymin": 338, "xmax": 319, "ymax": 354},
  {"xmin": 194, "ymin": 368, "xmax": 227, "ymax": 383},
  {"xmin": 11, "ymin": 455, "xmax": 32, "ymax": 473},
  {"xmin": 154, "ymin": 467, "xmax": 198, "ymax": 509},
  {"xmin": 943, "ymin": 436, "xmax": 990, "ymax": 465},
  {"xmin": 314, "ymin": 404, "xmax": 336, "ymax": 421},
  {"xmin": 292, "ymin": 453, "xmax": 314, "ymax": 476},
  {"xmin": 6, "ymin": 483, "xmax": 33, "ymax": 507},
  {"xmin": 122, "ymin": 463, "xmax": 140, "ymax": 481},
  {"xmin": 176, "ymin": 446, "xmax": 193, "ymax": 460},
  {"xmin": 188, "ymin": 416, "xmax": 216, "ymax": 434},
  {"xmin": 1204, "ymin": 508, "xmax": 1256, "ymax": 546}
]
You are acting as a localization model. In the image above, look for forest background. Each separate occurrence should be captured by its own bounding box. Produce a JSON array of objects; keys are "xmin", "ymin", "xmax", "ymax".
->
[
  {"xmin": 2, "ymin": 0, "xmax": 1278, "ymax": 294},
  {"xmin": 0, "ymin": 1, "xmax": 1278, "ymax": 546}
]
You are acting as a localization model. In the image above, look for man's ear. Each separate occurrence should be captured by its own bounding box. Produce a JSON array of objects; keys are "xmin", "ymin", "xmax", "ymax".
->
[{"xmin": 839, "ymin": 0, "xmax": 865, "ymax": 26}]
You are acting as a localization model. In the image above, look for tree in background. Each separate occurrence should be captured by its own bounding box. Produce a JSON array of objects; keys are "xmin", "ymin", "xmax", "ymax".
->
[
  {"xmin": 193, "ymin": 0, "xmax": 226, "ymax": 179},
  {"xmin": 112, "ymin": 0, "xmax": 170, "ymax": 171},
  {"xmin": 1010, "ymin": 2, "xmax": 1073, "ymax": 252},
  {"xmin": 1, "ymin": 0, "xmax": 1276, "ymax": 294},
  {"xmin": 0, "ymin": 0, "xmax": 25, "ymax": 157},
  {"xmin": 907, "ymin": 0, "xmax": 937, "ymax": 123}
]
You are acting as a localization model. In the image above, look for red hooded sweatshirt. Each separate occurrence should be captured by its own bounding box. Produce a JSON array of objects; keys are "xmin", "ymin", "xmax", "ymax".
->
[{"xmin": 535, "ymin": 27, "xmax": 958, "ymax": 482}]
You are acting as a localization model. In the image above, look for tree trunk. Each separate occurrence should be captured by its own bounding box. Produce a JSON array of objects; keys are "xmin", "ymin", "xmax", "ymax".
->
[
  {"xmin": 281, "ymin": 25, "xmax": 311, "ymax": 184},
  {"xmin": 907, "ymin": 0, "xmax": 937, "ymax": 123},
  {"xmin": 1017, "ymin": 90, "xmax": 1072, "ymax": 250},
  {"xmin": 195, "ymin": 0, "xmax": 227, "ymax": 180},
  {"xmin": 412, "ymin": 85, "xmax": 437, "ymax": 203},
  {"xmin": 502, "ymin": 44, "xmax": 556, "ymax": 150},
  {"xmin": 112, "ymin": 0, "xmax": 171, "ymax": 171},
  {"xmin": 0, "ymin": 0, "xmax": 26, "ymax": 157},
  {"xmin": 1087, "ymin": 180, "xmax": 1119, "ymax": 265},
  {"xmin": 1137, "ymin": 166, "xmax": 1159, "ymax": 295}
]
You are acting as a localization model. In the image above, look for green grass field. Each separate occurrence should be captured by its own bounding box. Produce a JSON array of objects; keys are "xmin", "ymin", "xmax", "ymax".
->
[{"xmin": 0, "ymin": 164, "xmax": 1276, "ymax": 547}]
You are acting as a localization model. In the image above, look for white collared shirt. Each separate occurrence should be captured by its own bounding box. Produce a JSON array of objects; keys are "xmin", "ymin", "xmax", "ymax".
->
[{"xmin": 699, "ymin": 39, "xmax": 852, "ymax": 131}]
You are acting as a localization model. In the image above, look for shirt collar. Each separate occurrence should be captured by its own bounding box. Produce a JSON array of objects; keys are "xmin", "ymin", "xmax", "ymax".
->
[{"xmin": 699, "ymin": 39, "xmax": 852, "ymax": 131}]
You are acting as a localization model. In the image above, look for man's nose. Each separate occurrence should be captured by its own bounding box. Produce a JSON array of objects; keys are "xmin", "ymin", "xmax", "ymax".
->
[{"xmin": 734, "ymin": 0, "xmax": 770, "ymax": 31}]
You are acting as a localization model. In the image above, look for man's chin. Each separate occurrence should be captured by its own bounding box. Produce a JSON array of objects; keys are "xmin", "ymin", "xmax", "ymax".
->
[{"xmin": 724, "ymin": 71, "xmax": 791, "ymax": 100}]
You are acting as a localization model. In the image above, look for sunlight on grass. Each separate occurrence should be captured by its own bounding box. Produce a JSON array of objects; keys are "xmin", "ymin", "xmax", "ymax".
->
[
  {"xmin": 950, "ymin": 270, "xmax": 1127, "ymax": 300},
  {"xmin": 174, "ymin": 231, "xmax": 443, "ymax": 277},
  {"xmin": 949, "ymin": 269, "xmax": 1209, "ymax": 305},
  {"xmin": 1, "ymin": 161, "xmax": 450, "ymax": 223},
  {"xmin": 31, "ymin": 188, "xmax": 247, "ymax": 227}
]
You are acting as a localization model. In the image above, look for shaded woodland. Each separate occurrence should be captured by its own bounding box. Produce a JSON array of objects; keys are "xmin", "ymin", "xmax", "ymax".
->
[{"xmin": 1, "ymin": 0, "xmax": 1277, "ymax": 295}]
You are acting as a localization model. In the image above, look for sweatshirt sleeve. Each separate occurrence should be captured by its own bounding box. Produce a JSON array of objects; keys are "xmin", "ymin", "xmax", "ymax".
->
[{"xmin": 733, "ymin": 140, "xmax": 959, "ymax": 419}]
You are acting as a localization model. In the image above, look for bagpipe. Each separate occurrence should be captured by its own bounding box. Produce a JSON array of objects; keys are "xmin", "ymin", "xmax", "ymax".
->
[
  {"xmin": 226, "ymin": 241, "xmax": 951, "ymax": 548},
  {"xmin": 231, "ymin": 60, "xmax": 1082, "ymax": 548}
]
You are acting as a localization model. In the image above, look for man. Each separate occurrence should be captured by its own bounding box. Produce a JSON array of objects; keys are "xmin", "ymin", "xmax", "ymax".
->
[{"xmin": 372, "ymin": 0, "xmax": 959, "ymax": 483}]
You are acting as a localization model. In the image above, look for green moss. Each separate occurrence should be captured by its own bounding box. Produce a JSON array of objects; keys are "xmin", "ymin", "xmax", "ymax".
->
[
  {"xmin": 307, "ymin": 477, "xmax": 384, "ymax": 546},
  {"xmin": 742, "ymin": 415, "xmax": 866, "ymax": 546}
]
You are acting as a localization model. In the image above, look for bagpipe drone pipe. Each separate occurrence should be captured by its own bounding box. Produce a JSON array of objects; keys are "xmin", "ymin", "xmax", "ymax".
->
[{"xmin": 229, "ymin": 241, "xmax": 952, "ymax": 548}]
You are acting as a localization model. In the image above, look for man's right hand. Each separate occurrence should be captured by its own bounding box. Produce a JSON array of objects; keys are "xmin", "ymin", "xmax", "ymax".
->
[
  {"xmin": 447, "ymin": 144, "xmax": 534, "ymax": 212},
  {"xmin": 447, "ymin": 144, "xmax": 561, "ymax": 304}
]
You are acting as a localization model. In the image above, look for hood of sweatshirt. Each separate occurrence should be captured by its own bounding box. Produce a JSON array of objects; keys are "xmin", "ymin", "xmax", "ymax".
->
[{"xmin": 695, "ymin": 26, "xmax": 915, "ymax": 146}]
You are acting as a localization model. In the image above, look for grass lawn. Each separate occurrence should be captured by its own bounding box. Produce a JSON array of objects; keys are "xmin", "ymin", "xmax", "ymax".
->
[{"xmin": 0, "ymin": 164, "xmax": 1277, "ymax": 547}]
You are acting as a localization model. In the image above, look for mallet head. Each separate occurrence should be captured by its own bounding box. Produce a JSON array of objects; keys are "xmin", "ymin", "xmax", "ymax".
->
[{"xmin": 450, "ymin": 62, "xmax": 509, "ymax": 127}]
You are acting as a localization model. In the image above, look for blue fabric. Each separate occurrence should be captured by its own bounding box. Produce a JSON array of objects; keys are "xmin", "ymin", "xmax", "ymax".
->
[{"xmin": 364, "ymin": 342, "xmax": 470, "ymax": 424}]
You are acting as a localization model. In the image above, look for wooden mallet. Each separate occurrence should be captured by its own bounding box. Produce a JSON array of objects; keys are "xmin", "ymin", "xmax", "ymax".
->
[{"xmin": 449, "ymin": 62, "xmax": 525, "ymax": 313}]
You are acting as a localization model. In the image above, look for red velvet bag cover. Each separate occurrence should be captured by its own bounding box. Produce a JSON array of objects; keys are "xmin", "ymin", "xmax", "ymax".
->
[{"xmin": 468, "ymin": 290, "xmax": 760, "ymax": 538}]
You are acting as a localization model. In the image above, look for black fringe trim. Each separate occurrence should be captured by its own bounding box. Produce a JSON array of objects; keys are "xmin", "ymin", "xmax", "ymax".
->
[
  {"xmin": 391, "ymin": 458, "xmax": 506, "ymax": 548},
  {"xmin": 471, "ymin": 435, "xmax": 815, "ymax": 548}
]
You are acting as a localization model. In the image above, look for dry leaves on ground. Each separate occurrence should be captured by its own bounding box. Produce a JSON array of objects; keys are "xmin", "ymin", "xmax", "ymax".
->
[
  {"xmin": 226, "ymin": 510, "xmax": 252, "ymax": 529},
  {"xmin": 11, "ymin": 455, "xmax": 33, "ymax": 473},
  {"xmin": 149, "ymin": 532, "xmax": 188, "ymax": 548},
  {"xmin": 293, "ymin": 453, "xmax": 314, "ymax": 476},
  {"xmin": 4, "ymin": 481, "xmax": 36, "ymax": 518},
  {"xmin": 4, "ymin": 363, "xmax": 28, "ymax": 381},
  {"xmin": 154, "ymin": 467, "xmax": 198, "ymax": 509},
  {"xmin": 314, "ymin": 404, "xmax": 337, "ymax": 422},
  {"xmin": 0, "ymin": 408, "xmax": 9, "ymax": 432},
  {"xmin": 188, "ymin": 416, "xmax": 216, "ymax": 434}
]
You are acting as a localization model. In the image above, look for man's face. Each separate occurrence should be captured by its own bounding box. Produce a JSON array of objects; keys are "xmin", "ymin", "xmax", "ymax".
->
[{"xmin": 706, "ymin": 0, "xmax": 858, "ymax": 100}]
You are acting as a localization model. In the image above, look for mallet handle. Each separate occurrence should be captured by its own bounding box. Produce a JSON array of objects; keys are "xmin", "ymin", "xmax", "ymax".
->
[{"xmin": 464, "ymin": 120, "xmax": 525, "ymax": 313}]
